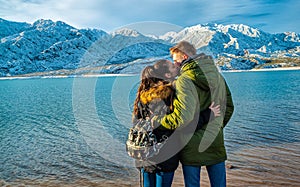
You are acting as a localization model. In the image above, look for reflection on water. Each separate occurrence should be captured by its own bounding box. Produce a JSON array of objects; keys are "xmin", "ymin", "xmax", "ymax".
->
[{"xmin": 0, "ymin": 70, "xmax": 300, "ymax": 186}]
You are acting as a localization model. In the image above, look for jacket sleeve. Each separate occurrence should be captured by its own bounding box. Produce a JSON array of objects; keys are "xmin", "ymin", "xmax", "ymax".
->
[
  {"xmin": 152, "ymin": 75, "xmax": 199, "ymax": 130},
  {"xmin": 223, "ymin": 81, "xmax": 234, "ymax": 127}
]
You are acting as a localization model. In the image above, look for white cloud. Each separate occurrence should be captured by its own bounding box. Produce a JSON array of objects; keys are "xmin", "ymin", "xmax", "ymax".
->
[{"xmin": 0, "ymin": 0, "xmax": 299, "ymax": 33}]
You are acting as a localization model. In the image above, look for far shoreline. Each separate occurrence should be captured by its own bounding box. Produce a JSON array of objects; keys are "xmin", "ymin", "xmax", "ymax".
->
[
  {"xmin": 222, "ymin": 66, "xmax": 300, "ymax": 73},
  {"xmin": 0, "ymin": 66, "xmax": 299, "ymax": 80},
  {"xmin": 0, "ymin": 73, "xmax": 137, "ymax": 80}
]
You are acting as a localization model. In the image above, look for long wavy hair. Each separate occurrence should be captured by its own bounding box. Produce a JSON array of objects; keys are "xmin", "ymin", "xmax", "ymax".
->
[{"xmin": 133, "ymin": 59, "xmax": 175, "ymax": 118}]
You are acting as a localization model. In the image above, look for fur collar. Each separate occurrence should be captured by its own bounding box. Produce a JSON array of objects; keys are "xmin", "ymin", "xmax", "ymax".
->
[{"xmin": 140, "ymin": 84, "xmax": 174, "ymax": 104}]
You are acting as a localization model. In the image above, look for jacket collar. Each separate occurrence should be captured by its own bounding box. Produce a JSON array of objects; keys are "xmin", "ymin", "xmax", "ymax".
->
[
  {"xmin": 180, "ymin": 53, "xmax": 215, "ymax": 73},
  {"xmin": 140, "ymin": 84, "xmax": 174, "ymax": 104}
]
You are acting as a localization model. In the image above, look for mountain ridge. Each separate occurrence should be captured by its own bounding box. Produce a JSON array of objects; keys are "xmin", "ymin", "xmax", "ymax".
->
[{"xmin": 0, "ymin": 18, "xmax": 299, "ymax": 77}]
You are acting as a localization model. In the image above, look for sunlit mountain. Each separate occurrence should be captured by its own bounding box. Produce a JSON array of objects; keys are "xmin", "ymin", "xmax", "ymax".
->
[{"xmin": 0, "ymin": 18, "xmax": 299, "ymax": 77}]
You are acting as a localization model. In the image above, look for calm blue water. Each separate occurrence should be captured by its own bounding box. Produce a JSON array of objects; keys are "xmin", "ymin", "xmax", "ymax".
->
[{"xmin": 0, "ymin": 70, "xmax": 300, "ymax": 186}]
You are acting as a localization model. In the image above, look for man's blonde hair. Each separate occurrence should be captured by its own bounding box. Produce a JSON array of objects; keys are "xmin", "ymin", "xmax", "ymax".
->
[{"xmin": 170, "ymin": 41, "xmax": 197, "ymax": 57}]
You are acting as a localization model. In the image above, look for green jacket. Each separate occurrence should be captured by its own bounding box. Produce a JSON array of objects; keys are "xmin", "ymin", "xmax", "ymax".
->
[{"xmin": 154, "ymin": 53, "xmax": 234, "ymax": 166}]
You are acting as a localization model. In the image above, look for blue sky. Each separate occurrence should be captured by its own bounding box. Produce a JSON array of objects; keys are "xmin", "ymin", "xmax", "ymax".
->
[{"xmin": 0, "ymin": 0, "xmax": 299, "ymax": 35}]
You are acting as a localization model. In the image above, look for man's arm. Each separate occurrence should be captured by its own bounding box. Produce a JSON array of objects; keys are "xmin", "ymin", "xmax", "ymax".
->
[
  {"xmin": 223, "ymin": 82, "xmax": 234, "ymax": 127},
  {"xmin": 152, "ymin": 75, "xmax": 199, "ymax": 130}
]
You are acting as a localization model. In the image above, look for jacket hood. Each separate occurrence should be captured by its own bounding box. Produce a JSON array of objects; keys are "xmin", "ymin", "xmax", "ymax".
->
[{"xmin": 181, "ymin": 53, "xmax": 212, "ymax": 65}]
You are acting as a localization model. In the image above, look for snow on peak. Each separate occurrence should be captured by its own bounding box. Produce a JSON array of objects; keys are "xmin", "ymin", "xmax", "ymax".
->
[
  {"xmin": 170, "ymin": 24, "xmax": 215, "ymax": 48},
  {"xmin": 32, "ymin": 19, "xmax": 74, "ymax": 31},
  {"xmin": 159, "ymin": 31, "xmax": 179, "ymax": 41},
  {"xmin": 223, "ymin": 33, "xmax": 239, "ymax": 49},
  {"xmin": 283, "ymin": 32, "xmax": 300, "ymax": 42},
  {"xmin": 33, "ymin": 19, "xmax": 55, "ymax": 28},
  {"xmin": 112, "ymin": 28, "xmax": 142, "ymax": 37},
  {"xmin": 185, "ymin": 24, "xmax": 211, "ymax": 32},
  {"xmin": 258, "ymin": 45, "xmax": 267, "ymax": 53},
  {"xmin": 215, "ymin": 24, "xmax": 261, "ymax": 37}
]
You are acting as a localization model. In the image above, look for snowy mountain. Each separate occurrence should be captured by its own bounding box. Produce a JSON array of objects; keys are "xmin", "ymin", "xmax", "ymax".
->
[
  {"xmin": 0, "ymin": 18, "xmax": 299, "ymax": 77},
  {"xmin": 0, "ymin": 18, "xmax": 31, "ymax": 39}
]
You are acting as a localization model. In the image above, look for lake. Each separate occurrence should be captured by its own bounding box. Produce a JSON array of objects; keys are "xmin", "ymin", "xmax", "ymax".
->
[{"xmin": 0, "ymin": 70, "xmax": 299, "ymax": 186}]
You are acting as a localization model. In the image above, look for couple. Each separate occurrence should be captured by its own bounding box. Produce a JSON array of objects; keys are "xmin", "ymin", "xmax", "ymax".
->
[{"xmin": 132, "ymin": 41, "xmax": 234, "ymax": 187}]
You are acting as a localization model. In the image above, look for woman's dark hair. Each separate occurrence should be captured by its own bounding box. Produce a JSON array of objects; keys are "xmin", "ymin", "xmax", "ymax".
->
[{"xmin": 133, "ymin": 59, "xmax": 173, "ymax": 117}]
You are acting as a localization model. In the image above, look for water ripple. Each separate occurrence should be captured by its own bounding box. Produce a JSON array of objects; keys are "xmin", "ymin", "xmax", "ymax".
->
[{"xmin": 1, "ymin": 71, "xmax": 300, "ymax": 186}]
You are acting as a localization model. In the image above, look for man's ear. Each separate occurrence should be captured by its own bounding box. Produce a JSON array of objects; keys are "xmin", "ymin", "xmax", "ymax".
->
[
  {"xmin": 183, "ymin": 54, "xmax": 189, "ymax": 60},
  {"xmin": 165, "ymin": 73, "xmax": 172, "ymax": 79}
]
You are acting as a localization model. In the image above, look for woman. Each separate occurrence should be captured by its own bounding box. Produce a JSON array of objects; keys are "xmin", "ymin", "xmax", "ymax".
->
[
  {"xmin": 132, "ymin": 59, "xmax": 179, "ymax": 187},
  {"xmin": 132, "ymin": 59, "xmax": 220, "ymax": 187}
]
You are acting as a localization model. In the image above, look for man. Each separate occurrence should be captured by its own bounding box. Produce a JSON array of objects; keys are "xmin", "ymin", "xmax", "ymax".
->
[{"xmin": 152, "ymin": 41, "xmax": 234, "ymax": 186}]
